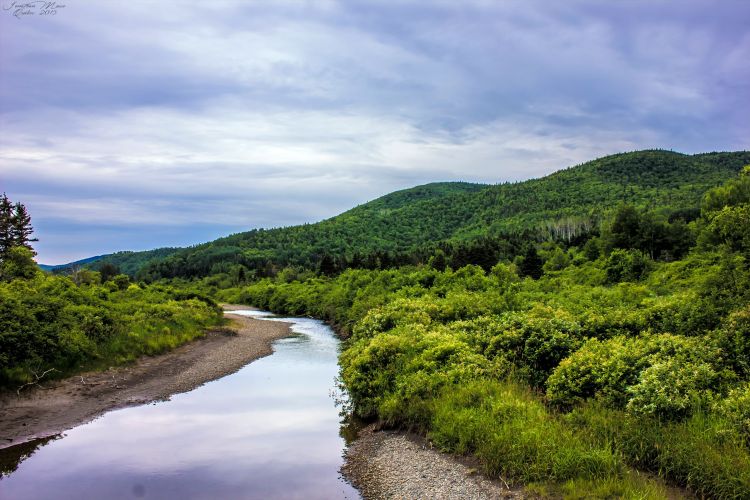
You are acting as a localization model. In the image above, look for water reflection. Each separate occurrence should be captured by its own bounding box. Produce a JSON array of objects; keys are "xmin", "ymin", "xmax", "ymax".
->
[
  {"xmin": 0, "ymin": 436, "xmax": 60, "ymax": 477},
  {"xmin": 0, "ymin": 313, "xmax": 361, "ymax": 499}
]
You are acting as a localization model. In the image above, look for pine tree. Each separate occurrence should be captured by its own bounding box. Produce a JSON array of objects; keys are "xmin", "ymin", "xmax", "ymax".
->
[
  {"xmin": 519, "ymin": 245, "xmax": 544, "ymax": 279},
  {"xmin": 11, "ymin": 202, "xmax": 38, "ymax": 255},
  {"xmin": 0, "ymin": 194, "xmax": 15, "ymax": 260},
  {"xmin": 318, "ymin": 254, "xmax": 336, "ymax": 276}
]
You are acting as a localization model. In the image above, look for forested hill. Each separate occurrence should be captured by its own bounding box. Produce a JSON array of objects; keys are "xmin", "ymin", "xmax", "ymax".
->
[{"xmin": 92, "ymin": 150, "xmax": 749, "ymax": 280}]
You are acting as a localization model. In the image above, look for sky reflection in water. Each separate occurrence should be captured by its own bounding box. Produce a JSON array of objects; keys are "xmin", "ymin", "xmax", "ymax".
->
[{"xmin": 0, "ymin": 314, "xmax": 360, "ymax": 500}]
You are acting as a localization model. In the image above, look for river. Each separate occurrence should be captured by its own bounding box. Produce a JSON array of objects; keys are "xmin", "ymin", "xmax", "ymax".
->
[{"xmin": 0, "ymin": 310, "xmax": 361, "ymax": 499}]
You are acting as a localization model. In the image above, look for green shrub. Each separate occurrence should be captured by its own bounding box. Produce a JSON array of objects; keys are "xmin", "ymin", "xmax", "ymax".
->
[
  {"xmin": 714, "ymin": 382, "xmax": 750, "ymax": 444},
  {"xmin": 0, "ymin": 273, "xmax": 223, "ymax": 387},
  {"xmin": 626, "ymin": 358, "xmax": 720, "ymax": 420},
  {"xmin": 716, "ymin": 304, "xmax": 750, "ymax": 378},
  {"xmin": 546, "ymin": 334, "xmax": 727, "ymax": 412},
  {"xmin": 605, "ymin": 249, "xmax": 651, "ymax": 283}
]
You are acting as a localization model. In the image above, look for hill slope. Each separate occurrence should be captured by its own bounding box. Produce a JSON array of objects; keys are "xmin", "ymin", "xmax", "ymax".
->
[{"xmin": 91, "ymin": 150, "xmax": 749, "ymax": 279}]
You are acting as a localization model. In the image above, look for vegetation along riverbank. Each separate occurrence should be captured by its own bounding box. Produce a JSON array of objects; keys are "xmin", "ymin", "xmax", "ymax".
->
[
  {"xmin": 4, "ymin": 151, "xmax": 750, "ymax": 498},
  {"xmin": 213, "ymin": 164, "xmax": 750, "ymax": 498}
]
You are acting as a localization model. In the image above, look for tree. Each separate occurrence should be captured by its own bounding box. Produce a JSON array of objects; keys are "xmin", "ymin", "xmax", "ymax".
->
[
  {"xmin": 543, "ymin": 247, "xmax": 570, "ymax": 273},
  {"xmin": 519, "ymin": 245, "xmax": 544, "ymax": 279},
  {"xmin": 606, "ymin": 204, "xmax": 642, "ymax": 252},
  {"xmin": 604, "ymin": 249, "xmax": 651, "ymax": 283},
  {"xmin": 0, "ymin": 246, "xmax": 38, "ymax": 281},
  {"xmin": 11, "ymin": 202, "xmax": 37, "ymax": 253},
  {"xmin": 582, "ymin": 237, "xmax": 601, "ymax": 261},
  {"xmin": 98, "ymin": 262, "xmax": 121, "ymax": 282},
  {"xmin": 318, "ymin": 254, "xmax": 337, "ymax": 276},
  {"xmin": 0, "ymin": 195, "xmax": 37, "ymax": 261},
  {"xmin": 428, "ymin": 249, "xmax": 448, "ymax": 271},
  {"xmin": 0, "ymin": 194, "xmax": 13, "ymax": 260},
  {"xmin": 70, "ymin": 266, "xmax": 101, "ymax": 286}
]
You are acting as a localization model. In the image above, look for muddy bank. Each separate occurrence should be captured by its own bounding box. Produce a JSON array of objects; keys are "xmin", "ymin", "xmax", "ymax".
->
[
  {"xmin": 0, "ymin": 308, "xmax": 291, "ymax": 449},
  {"xmin": 343, "ymin": 424, "xmax": 522, "ymax": 499}
]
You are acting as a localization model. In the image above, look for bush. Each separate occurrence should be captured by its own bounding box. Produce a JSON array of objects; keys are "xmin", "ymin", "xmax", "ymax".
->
[
  {"xmin": 0, "ymin": 273, "xmax": 223, "ymax": 387},
  {"xmin": 714, "ymin": 382, "xmax": 750, "ymax": 444},
  {"xmin": 546, "ymin": 334, "xmax": 727, "ymax": 413},
  {"xmin": 626, "ymin": 358, "xmax": 720, "ymax": 420},
  {"xmin": 605, "ymin": 249, "xmax": 651, "ymax": 283},
  {"xmin": 716, "ymin": 304, "xmax": 750, "ymax": 378}
]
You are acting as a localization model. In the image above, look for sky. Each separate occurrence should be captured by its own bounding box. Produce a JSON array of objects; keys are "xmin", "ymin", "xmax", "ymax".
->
[{"xmin": 1, "ymin": 1, "xmax": 748, "ymax": 264}]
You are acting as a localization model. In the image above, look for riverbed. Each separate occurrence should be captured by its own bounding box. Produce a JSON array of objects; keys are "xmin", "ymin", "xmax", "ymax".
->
[{"xmin": 0, "ymin": 310, "xmax": 360, "ymax": 499}]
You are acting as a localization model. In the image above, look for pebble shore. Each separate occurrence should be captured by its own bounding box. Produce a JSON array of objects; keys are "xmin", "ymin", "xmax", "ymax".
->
[{"xmin": 343, "ymin": 425, "xmax": 524, "ymax": 499}]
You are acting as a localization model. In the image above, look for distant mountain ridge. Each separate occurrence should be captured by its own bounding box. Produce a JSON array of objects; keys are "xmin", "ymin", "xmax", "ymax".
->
[
  {"xmin": 54, "ymin": 150, "xmax": 750, "ymax": 279},
  {"xmin": 38, "ymin": 255, "xmax": 105, "ymax": 271}
]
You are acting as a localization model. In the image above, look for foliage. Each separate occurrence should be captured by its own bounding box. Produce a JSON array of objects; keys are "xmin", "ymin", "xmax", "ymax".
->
[
  {"xmin": 80, "ymin": 150, "xmax": 750, "ymax": 281},
  {"xmin": 1, "ymin": 246, "xmax": 39, "ymax": 281},
  {"xmin": 0, "ymin": 194, "xmax": 37, "ymax": 260},
  {"xmin": 604, "ymin": 249, "xmax": 651, "ymax": 283},
  {"xmin": 0, "ymin": 271, "xmax": 223, "ymax": 387},
  {"xmin": 210, "ymin": 165, "xmax": 750, "ymax": 497},
  {"xmin": 7, "ymin": 153, "xmax": 750, "ymax": 496}
]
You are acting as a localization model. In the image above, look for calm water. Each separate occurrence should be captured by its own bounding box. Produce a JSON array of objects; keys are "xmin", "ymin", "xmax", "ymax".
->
[{"xmin": 0, "ymin": 310, "xmax": 361, "ymax": 500}]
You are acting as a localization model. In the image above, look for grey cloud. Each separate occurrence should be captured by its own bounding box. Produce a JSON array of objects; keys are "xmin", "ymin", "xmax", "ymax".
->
[{"xmin": 0, "ymin": 0, "xmax": 747, "ymax": 263}]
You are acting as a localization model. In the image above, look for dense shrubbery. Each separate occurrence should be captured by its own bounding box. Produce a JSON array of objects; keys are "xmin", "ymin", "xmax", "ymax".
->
[
  {"xmin": 218, "ymin": 251, "xmax": 750, "ymax": 495},
  {"xmin": 214, "ymin": 167, "xmax": 750, "ymax": 497},
  {"xmin": 0, "ymin": 264, "xmax": 223, "ymax": 387}
]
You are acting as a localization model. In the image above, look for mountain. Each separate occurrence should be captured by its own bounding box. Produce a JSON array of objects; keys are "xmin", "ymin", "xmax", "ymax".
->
[
  {"xmin": 86, "ymin": 247, "xmax": 181, "ymax": 277},
  {"xmin": 38, "ymin": 255, "xmax": 105, "ymax": 272},
  {"xmin": 83, "ymin": 150, "xmax": 749, "ymax": 280}
]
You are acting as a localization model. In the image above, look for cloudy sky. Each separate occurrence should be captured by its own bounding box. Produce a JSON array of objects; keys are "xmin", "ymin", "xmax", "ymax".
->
[{"xmin": 1, "ymin": 1, "xmax": 748, "ymax": 264}]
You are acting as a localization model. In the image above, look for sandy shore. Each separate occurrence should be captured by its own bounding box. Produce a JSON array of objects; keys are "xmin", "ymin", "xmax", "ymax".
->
[
  {"xmin": 0, "ymin": 307, "xmax": 291, "ymax": 449},
  {"xmin": 343, "ymin": 424, "xmax": 522, "ymax": 499}
]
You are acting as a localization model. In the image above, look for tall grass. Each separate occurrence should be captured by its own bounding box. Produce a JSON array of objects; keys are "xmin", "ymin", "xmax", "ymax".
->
[
  {"xmin": 428, "ymin": 379, "xmax": 670, "ymax": 497},
  {"xmin": 567, "ymin": 404, "xmax": 750, "ymax": 498}
]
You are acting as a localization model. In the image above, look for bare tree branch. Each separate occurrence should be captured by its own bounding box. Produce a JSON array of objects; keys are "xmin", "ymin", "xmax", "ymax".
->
[{"xmin": 16, "ymin": 368, "xmax": 58, "ymax": 396}]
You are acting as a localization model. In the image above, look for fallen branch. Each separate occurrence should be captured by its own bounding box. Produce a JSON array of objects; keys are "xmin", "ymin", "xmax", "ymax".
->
[{"xmin": 17, "ymin": 368, "xmax": 58, "ymax": 396}]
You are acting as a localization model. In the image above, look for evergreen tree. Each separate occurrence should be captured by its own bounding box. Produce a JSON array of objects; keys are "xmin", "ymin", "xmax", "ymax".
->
[
  {"xmin": 318, "ymin": 254, "xmax": 337, "ymax": 276},
  {"xmin": 519, "ymin": 245, "xmax": 544, "ymax": 279},
  {"xmin": 11, "ymin": 201, "xmax": 37, "ymax": 255},
  {"xmin": 98, "ymin": 262, "xmax": 121, "ymax": 282},
  {"xmin": 0, "ymin": 194, "xmax": 13, "ymax": 260}
]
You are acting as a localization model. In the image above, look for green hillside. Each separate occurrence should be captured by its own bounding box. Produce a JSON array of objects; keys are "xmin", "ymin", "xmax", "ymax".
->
[
  {"xmin": 88, "ymin": 247, "xmax": 181, "ymax": 277},
  {"xmin": 38, "ymin": 254, "xmax": 104, "ymax": 272},
  {"xmin": 93, "ymin": 150, "xmax": 749, "ymax": 280}
]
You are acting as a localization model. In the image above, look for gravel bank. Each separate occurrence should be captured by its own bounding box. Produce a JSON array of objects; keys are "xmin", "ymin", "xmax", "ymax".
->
[
  {"xmin": 343, "ymin": 424, "xmax": 524, "ymax": 499},
  {"xmin": 0, "ymin": 308, "xmax": 290, "ymax": 449}
]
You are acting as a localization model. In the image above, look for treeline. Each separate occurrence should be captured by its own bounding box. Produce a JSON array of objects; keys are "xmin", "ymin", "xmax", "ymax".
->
[
  {"xmin": 190, "ymin": 204, "xmax": 699, "ymax": 293},
  {"xmin": 215, "ymin": 167, "xmax": 750, "ymax": 498},
  {"xmin": 93, "ymin": 150, "xmax": 750, "ymax": 282}
]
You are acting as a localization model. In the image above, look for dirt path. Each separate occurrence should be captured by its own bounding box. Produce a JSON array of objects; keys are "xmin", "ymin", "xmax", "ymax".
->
[{"xmin": 0, "ymin": 307, "xmax": 290, "ymax": 450}]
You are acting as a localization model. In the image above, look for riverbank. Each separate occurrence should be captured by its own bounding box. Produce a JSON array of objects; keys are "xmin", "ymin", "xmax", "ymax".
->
[
  {"xmin": 0, "ymin": 307, "xmax": 291, "ymax": 449},
  {"xmin": 343, "ymin": 424, "xmax": 522, "ymax": 499}
]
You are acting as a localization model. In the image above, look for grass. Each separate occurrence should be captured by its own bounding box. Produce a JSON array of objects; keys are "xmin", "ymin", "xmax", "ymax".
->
[
  {"xmin": 566, "ymin": 404, "xmax": 750, "ymax": 498},
  {"xmin": 427, "ymin": 379, "xmax": 674, "ymax": 497}
]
